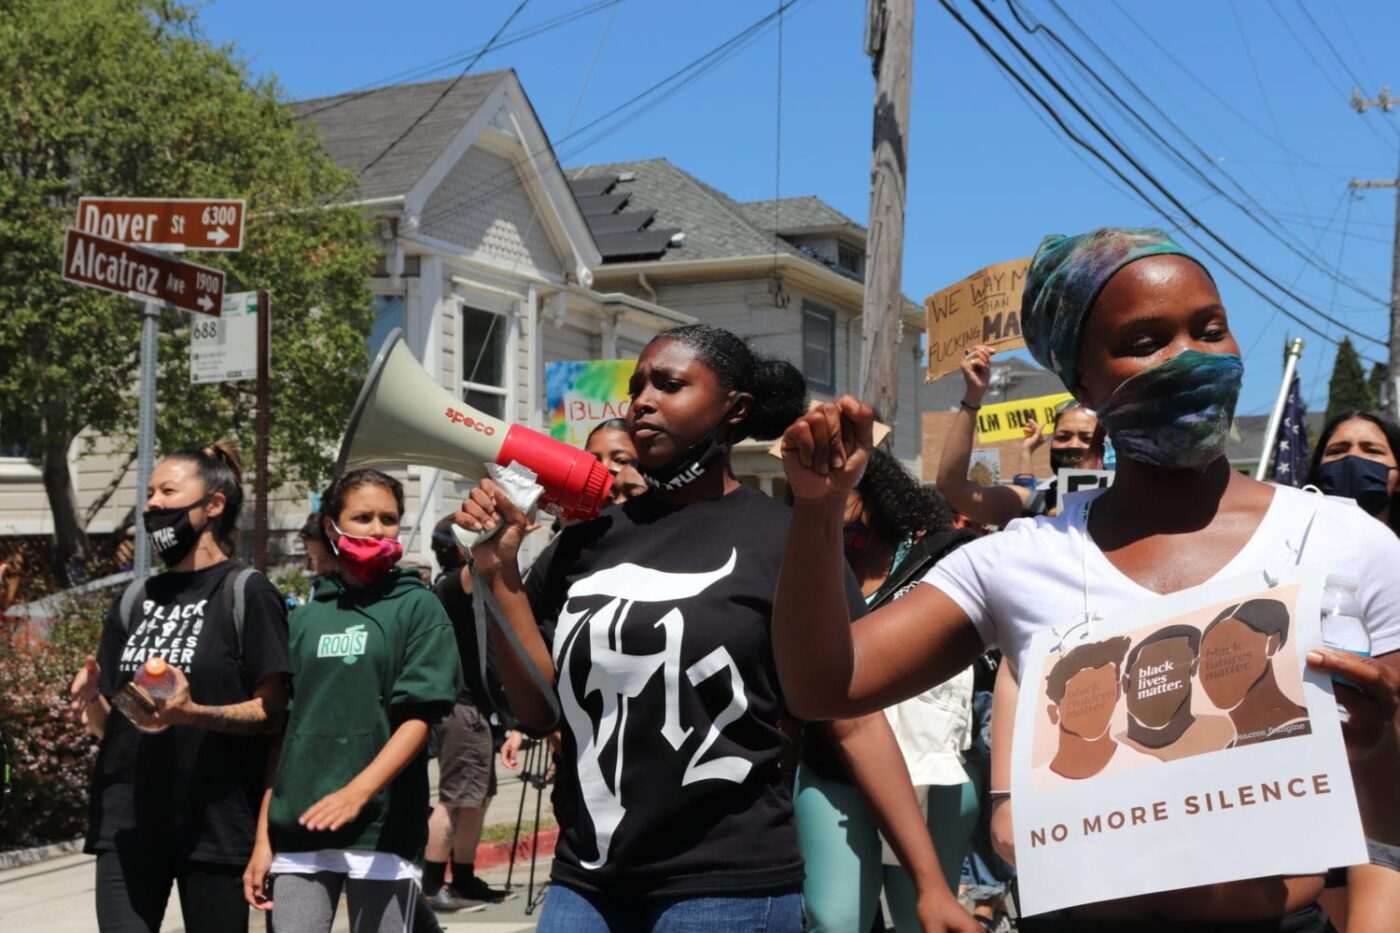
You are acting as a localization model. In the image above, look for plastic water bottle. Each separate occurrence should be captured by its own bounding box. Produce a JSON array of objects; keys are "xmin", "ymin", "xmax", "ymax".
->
[
  {"xmin": 1321, "ymin": 576, "xmax": 1370, "ymax": 698},
  {"xmin": 112, "ymin": 656, "xmax": 178, "ymax": 734}
]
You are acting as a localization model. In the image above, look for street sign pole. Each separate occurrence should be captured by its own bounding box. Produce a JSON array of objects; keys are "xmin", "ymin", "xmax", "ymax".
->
[
  {"xmin": 133, "ymin": 299, "xmax": 160, "ymax": 580},
  {"xmin": 253, "ymin": 290, "xmax": 270, "ymax": 571}
]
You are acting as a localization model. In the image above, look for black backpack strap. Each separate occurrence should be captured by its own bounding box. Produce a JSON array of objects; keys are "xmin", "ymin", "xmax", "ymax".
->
[
  {"xmin": 219, "ymin": 563, "xmax": 260, "ymax": 656},
  {"xmin": 117, "ymin": 577, "xmax": 147, "ymax": 636}
]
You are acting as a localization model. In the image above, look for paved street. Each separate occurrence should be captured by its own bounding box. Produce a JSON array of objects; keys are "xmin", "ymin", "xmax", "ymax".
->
[{"xmin": 0, "ymin": 759, "xmax": 556, "ymax": 932}]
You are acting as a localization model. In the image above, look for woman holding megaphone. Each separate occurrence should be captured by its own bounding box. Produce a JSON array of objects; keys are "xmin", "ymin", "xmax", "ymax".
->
[{"xmin": 456, "ymin": 324, "xmax": 976, "ymax": 932}]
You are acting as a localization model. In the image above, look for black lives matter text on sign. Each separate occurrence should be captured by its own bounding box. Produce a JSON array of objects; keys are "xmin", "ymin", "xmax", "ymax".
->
[{"xmin": 62, "ymin": 227, "xmax": 225, "ymax": 316}]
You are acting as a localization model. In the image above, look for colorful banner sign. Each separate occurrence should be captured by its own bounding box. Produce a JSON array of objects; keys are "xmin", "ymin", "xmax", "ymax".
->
[
  {"xmin": 545, "ymin": 360, "xmax": 636, "ymax": 447},
  {"xmin": 975, "ymin": 391, "xmax": 1074, "ymax": 444}
]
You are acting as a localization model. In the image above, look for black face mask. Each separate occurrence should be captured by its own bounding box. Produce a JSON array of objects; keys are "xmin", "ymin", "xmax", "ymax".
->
[
  {"xmin": 1049, "ymin": 446, "xmax": 1091, "ymax": 473},
  {"xmin": 144, "ymin": 497, "xmax": 209, "ymax": 567},
  {"xmin": 639, "ymin": 405, "xmax": 737, "ymax": 493},
  {"xmin": 640, "ymin": 432, "xmax": 728, "ymax": 492},
  {"xmin": 1317, "ymin": 456, "xmax": 1396, "ymax": 516}
]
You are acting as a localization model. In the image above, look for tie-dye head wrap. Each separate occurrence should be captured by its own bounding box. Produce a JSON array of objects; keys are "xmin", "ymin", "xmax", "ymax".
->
[{"xmin": 1021, "ymin": 227, "xmax": 1209, "ymax": 395}]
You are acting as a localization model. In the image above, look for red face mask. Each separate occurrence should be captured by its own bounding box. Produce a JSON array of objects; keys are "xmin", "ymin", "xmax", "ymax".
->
[{"xmin": 329, "ymin": 521, "xmax": 404, "ymax": 585}]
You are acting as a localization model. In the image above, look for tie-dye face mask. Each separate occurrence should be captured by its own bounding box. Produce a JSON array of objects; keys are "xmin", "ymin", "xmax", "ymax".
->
[{"xmin": 1096, "ymin": 350, "xmax": 1243, "ymax": 470}]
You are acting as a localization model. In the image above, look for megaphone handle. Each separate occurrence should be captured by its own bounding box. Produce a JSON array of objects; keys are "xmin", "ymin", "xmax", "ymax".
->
[{"xmin": 451, "ymin": 520, "xmax": 503, "ymax": 554}]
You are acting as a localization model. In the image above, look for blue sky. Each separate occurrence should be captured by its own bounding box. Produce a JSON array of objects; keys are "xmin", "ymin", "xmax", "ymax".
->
[{"xmin": 199, "ymin": 0, "xmax": 1400, "ymax": 418}]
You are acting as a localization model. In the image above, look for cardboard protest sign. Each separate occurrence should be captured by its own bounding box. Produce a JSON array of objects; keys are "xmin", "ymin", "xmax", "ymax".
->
[
  {"xmin": 1011, "ymin": 569, "xmax": 1365, "ymax": 916},
  {"xmin": 969, "ymin": 449, "xmax": 1001, "ymax": 485},
  {"xmin": 545, "ymin": 360, "xmax": 635, "ymax": 447},
  {"xmin": 974, "ymin": 392, "xmax": 1074, "ymax": 444},
  {"xmin": 1056, "ymin": 468, "xmax": 1115, "ymax": 496},
  {"xmin": 925, "ymin": 257, "xmax": 1031, "ymax": 381}
]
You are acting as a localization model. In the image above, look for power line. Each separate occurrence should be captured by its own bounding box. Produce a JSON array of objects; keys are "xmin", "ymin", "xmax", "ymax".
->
[
  {"xmin": 965, "ymin": 0, "xmax": 1383, "ymax": 348},
  {"xmin": 937, "ymin": 0, "xmax": 1382, "ymax": 362},
  {"xmin": 1108, "ymin": 1, "xmax": 1335, "ymax": 174},
  {"xmin": 416, "ymin": 0, "xmax": 805, "ymax": 229},
  {"xmin": 295, "ymin": 0, "xmax": 621, "ymax": 120},
  {"xmin": 1293, "ymin": 0, "xmax": 1400, "ymax": 139},
  {"xmin": 1231, "ymin": 0, "xmax": 1317, "ymax": 220},
  {"xmin": 360, "ymin": 0, "xmax": 534, "ymax": 177},
  {"xmin": 1008, "ymin": 0, "xmax": 1388, "ymax": 308},
  {"xmin": 1263, "ymin": 0, "xmax": 1397, "ymax": 151}
]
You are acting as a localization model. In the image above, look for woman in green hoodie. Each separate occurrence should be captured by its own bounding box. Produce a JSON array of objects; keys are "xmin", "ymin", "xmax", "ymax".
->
[{"xmin": 243, "ymin": 468, "xmax": 461, "ymax": 933}]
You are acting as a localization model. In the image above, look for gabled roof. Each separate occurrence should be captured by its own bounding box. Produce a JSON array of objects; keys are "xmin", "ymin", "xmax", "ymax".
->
[
  {"xmin": 292, "ymin": 72, "xmax": 510, "ymax": 202},
  {"xmin": 739, "ymin": 196, "xmax": 864, "ymax": 236},
  {"xmin": 568, "ymin": 158, "xmax": 796, "ymax": 264}
]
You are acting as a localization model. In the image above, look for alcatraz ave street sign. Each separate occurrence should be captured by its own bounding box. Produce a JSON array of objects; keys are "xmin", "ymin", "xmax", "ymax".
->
[
  {"xmin": 62, "ymin": 227, "xmax": 225, "ymax": 316},
  {"xmin": 76, "ymin": 196, "xmax": 245, "ymax": 252}
]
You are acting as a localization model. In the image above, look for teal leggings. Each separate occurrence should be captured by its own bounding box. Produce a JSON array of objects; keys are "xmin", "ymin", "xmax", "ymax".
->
[{"xmin": 794, "ymin": 765, "xmax": 980, "ymax": 933}]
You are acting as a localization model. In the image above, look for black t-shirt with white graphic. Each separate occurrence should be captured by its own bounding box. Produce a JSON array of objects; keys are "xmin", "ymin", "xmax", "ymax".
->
[
  {"xmin": 85, "ymin": 560, "xmax": 291, "ymax": 865},
  {"xmin": 526, "ymin": 485, "xmax": 865, "ymax": 898}
]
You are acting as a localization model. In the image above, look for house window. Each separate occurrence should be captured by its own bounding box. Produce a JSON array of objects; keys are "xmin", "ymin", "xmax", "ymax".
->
[
  {"xmin": 837, "ymin": 242, "xmax": 864, "ymax": 277},
  {"xmin": 461, "ymin": 305, "xmax": 508, "ymax": 418},
  {"xmin": 802, "ymin": 302, "xmax": 836, "ymax": 393}
]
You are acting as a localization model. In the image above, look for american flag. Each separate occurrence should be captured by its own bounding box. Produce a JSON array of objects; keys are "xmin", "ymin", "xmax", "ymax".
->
[{"xmin": 1270, "ymin": 374, "xmax": 1309, "ymax": 486}]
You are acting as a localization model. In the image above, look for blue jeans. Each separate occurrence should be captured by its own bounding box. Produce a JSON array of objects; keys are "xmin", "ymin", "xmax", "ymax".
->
[{"xmin": 537, "ymin": 883, "xmax": 804, "ymax": 933}]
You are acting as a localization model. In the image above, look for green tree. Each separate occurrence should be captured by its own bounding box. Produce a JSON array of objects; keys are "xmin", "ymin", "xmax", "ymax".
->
[
  {"xmin": 1367, "ymin": 362, "xmax": 1388, "ymax": 413},
  {"xmin": 0, "ymin": 0, "xmax": 375, "ymax": 585},
  {"xmin": 1324, "ymin": 338, "xmax": 1374, "ymax": 426}
]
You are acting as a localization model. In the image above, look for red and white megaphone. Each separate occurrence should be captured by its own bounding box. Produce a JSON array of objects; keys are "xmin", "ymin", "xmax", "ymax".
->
[{"xmin": 335, "ymin": 330, "xmax": 613, "ymax": 544}]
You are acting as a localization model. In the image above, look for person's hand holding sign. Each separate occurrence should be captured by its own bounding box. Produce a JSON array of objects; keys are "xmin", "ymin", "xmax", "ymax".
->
[
  {"xmin": 780, "ymin": 396, "xmax": 875, "ymax": 503},
  {"xmin": 959, "ymin": 344, "xmax": 995, "ymax": 409},
  {"xmin": 1306, "ymin": 648, "xmax": 1400, "ymax": 845}
]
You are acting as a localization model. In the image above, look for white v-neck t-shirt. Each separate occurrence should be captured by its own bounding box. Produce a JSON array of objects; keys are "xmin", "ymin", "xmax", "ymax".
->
[{"xmin": 922, "ymin": 484, "xmax": 1400, "ymax": 678}]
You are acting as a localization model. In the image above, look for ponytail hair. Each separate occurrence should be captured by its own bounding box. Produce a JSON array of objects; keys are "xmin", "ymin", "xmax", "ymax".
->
[
  {"xmin": 653, "ymin": 324, "xmax": 807, "ymax": 442},
  {"xmin": 165, "ymin": 440, "xmax": 243, "ymax": 553}
]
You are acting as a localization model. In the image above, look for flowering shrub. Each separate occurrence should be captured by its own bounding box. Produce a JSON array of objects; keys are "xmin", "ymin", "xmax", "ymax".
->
[{"xmin": 0, "ymin": 598, "xmax": 103, "ymax": 849}]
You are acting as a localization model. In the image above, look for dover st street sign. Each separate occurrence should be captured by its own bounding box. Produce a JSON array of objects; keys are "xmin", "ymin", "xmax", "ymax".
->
[
  {"xmin": 76, "ymin": 196, "xmax": 246, "ymax": 252},
  {"xmin": 62, "ymin": 227, "xmax": 225, "ymax": 316}
]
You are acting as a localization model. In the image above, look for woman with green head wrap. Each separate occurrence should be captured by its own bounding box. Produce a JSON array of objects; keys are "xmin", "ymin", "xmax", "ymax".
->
[{"xmin": 769, "ymin": 227, "xmax": 1400, "ymax": 932}]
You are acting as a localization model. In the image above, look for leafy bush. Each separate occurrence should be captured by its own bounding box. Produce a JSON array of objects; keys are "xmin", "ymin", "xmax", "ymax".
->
[{"xmin": 0, "ymin": 591, "xmax": 105, "ymax": 849}]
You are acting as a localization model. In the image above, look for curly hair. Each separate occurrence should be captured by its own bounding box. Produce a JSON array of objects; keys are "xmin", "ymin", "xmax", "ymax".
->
[{"xmin": 855, "ymin": 448, "xmax": 955, "ymax": 542}]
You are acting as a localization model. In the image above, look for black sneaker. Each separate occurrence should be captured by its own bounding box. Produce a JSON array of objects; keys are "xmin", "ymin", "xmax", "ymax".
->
[
  {"xmin": 427, "ymin": 887, "xmax": 480, "ymax": 912},
  {"xmin": 451, "ymin": 874, "xmax": 508, "ymax": 904}
]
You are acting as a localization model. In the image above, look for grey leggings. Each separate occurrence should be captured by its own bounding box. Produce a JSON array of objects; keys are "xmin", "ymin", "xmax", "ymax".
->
[{"xmin": 269, "ymin": 872, "xmax": 418, "ymax": 933}]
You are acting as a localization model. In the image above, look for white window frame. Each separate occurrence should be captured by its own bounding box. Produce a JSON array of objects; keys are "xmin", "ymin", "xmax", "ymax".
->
[
  {"xmin": 802, "ymin": 301, "xmax": 837, "ymax": 394},
  {"xmin": 455, "ymin": 298, "xmax": 515, "ymax": 420}
]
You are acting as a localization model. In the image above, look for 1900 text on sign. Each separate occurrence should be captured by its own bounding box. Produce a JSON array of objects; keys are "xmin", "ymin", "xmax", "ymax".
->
[
  {"xmin": 63, "ymin": 228, "xmax": 226, "ymax": 315},
  {"xmin": 76, "ymin": 197, "xmax": 245, "ymax": 252}
]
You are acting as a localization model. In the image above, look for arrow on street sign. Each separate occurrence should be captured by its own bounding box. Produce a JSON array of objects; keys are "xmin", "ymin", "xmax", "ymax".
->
[
  {"xmin": 62, "ymin": 228, "xmax": 226, "ymax": 316},
  {"xmin": 76, "ymin": 196, "xmax": 246, "ymax": 252}
]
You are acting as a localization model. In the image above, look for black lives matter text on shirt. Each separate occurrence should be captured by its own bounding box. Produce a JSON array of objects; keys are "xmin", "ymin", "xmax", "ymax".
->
[
  {"xmin": 525, "ymin": 486, "xmax": 865, "ymax": 898},
  {"xmin": 86, "ymin": 560, "xmax": 291, "ymax": 866}
]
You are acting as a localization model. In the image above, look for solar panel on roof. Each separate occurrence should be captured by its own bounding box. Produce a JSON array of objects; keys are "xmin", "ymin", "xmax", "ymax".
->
[
  {"xmin": 595, "ymin": 228, "xmax": 683, "ymax": 261},
  {"xmin": 586, "ymin": 209, "xmax": 656, "ymax": 236},
  {"xmin": 576, "ymin": 193, "xmax": 631, "ymax": 217},
  {"xmin": 568, "ymin": 175, "xmax": 618, "ymax": 198}
]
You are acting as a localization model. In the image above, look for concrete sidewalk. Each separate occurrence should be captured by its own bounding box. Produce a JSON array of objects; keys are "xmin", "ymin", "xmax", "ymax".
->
[{"xmin": 0, "ymin": 757, "xmax": 556, "ymax": 932}]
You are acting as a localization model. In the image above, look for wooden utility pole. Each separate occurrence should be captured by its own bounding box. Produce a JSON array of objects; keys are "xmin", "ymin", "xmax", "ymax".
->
[
  {"xmin": 859, "ymin": 0, "xmax": 913, "ymax": 422},
  {"xmin": 1350, "ymin": 87, "xmax": 1400, "ymax": 419}
]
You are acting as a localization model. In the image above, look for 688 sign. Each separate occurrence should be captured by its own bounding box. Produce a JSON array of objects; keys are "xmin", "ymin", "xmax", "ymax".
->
[{"xmin": 191, "ymin": 291, "xmax": 259, "ymax": 384}]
